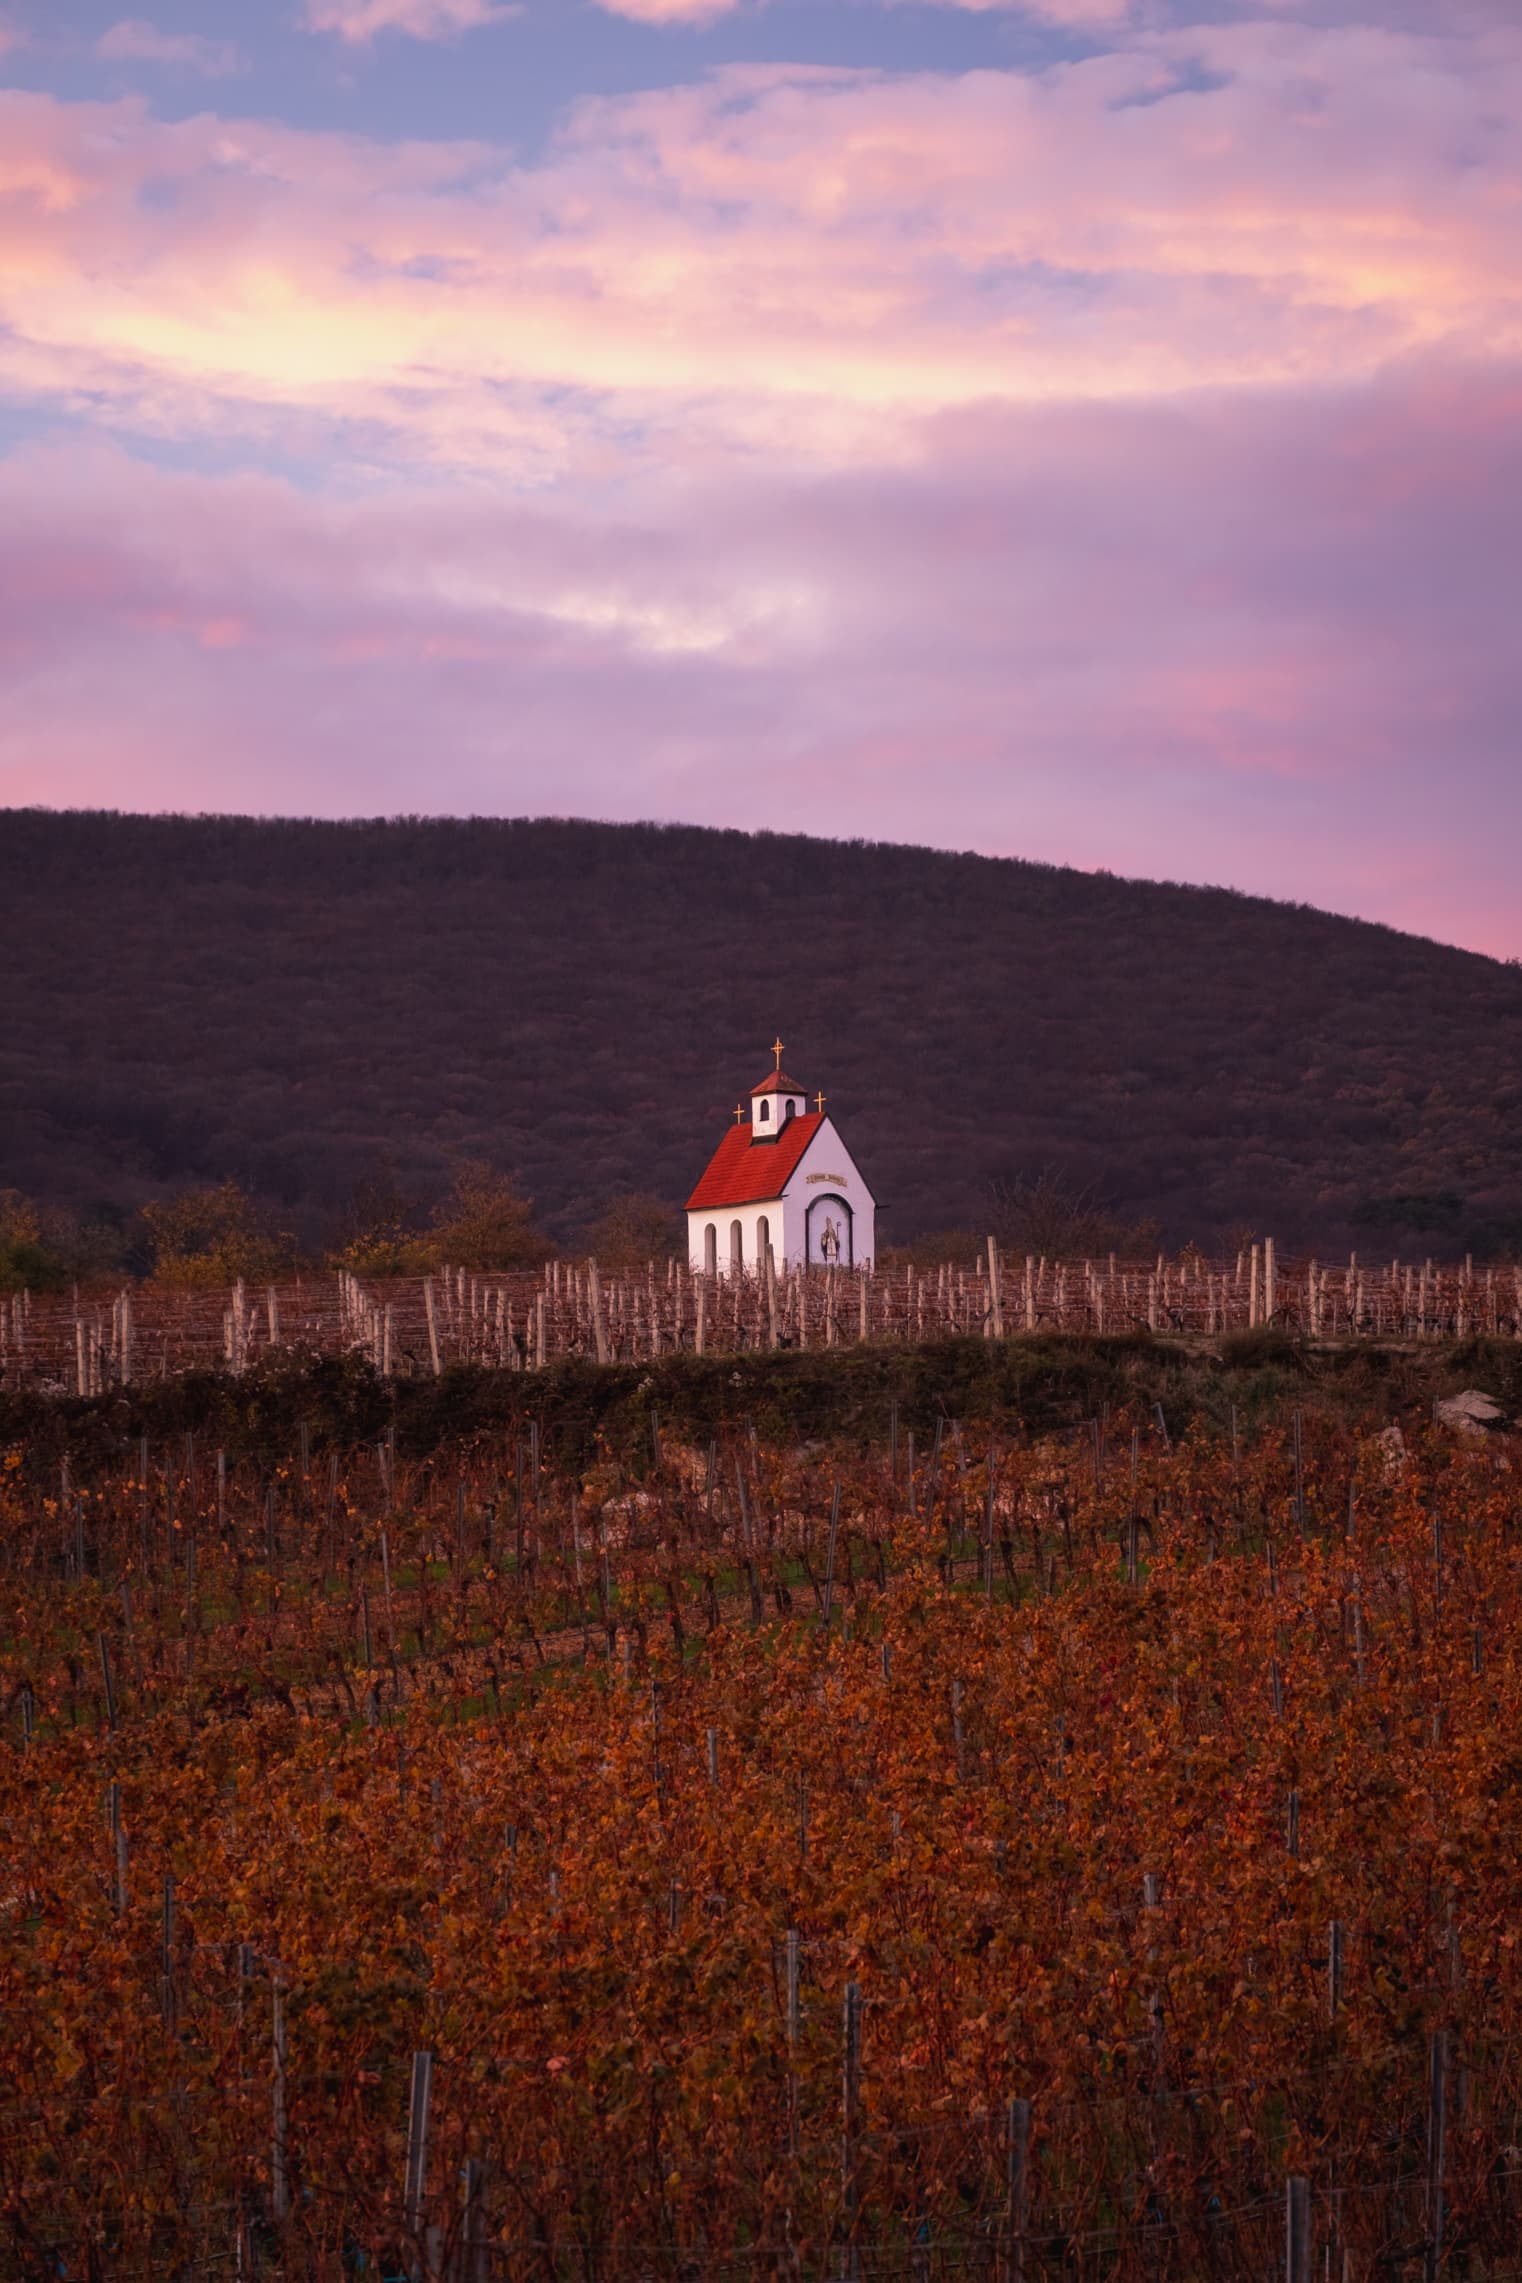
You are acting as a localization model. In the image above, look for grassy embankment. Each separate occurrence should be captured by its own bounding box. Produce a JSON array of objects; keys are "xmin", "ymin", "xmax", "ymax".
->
[{"xmin": 3, "ymin": 1327, "xmax": 1517, "ymax": 1474}]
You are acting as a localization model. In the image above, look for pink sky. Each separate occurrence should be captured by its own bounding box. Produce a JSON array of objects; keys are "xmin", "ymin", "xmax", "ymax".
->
[{"xmin": 1, "ymin": 1, "xmax": 1519, "ymax": 955}]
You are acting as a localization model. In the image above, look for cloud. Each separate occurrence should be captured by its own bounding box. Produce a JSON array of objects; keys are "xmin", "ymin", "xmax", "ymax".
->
[
  {"xmin": 595, "ymin": 0, "xmax": 742, "ymax": 20},
  {"xmin": 95, "ymin": 20, "xmax": 245, "ymax": 74},
  {"xmin": 3, "ymin": 355, "xmax": 1522, "ymax": 958},
  {"xmin": 304, "ymin": 0, "xmax": 518, "ymax": 39},
  {"xmin": 906, "ymin": 0, "xmax": 1135, "ymax": 17},
  {"xmin": 3, "ymin": 14, "xmax": 1521, "ymax": 954},
  {"xmin": 589, "ymin": 0, "xmax": 1138, "ymax": 20},
  {"xmin": 2, "ymin": 17, "xmax": 1520, "ymax": 477},
  {"xmin": 589, "ymin": 0, "xmax": 1516, "ymax": 27},
  {"xmin": 618, "ymin": 0, "xmax": 1514, "ymax": 19}
]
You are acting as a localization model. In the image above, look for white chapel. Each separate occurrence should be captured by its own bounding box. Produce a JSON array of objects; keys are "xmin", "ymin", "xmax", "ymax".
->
[{"xmin": 685, "ymin": 1042, "xmax": 877, "ymax": 1276}]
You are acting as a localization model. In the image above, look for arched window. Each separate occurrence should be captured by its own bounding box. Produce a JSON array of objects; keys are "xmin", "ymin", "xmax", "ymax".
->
[
  {"xmin": 704, "ymin": 1222, "xmax": 717, "ymax": 1276},
  {"xmin": 783, "ymin": 1099, "xmax": 795, "ymax": 1122},
  {"xmin": 758, "ymin": 1099, "xmax": 771, "ymax": 1124},
  {"xmin": 730, "ymin": 1219, "xmax": 743, "ymax": 1271},
  {"xmin": 757, "ymin": 1215, "xmax": 770, "ymax": 1265}
]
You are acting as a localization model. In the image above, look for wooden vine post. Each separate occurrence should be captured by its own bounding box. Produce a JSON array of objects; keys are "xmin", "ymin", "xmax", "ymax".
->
[
  {"xmin": 1285, "ymin": 2176, "xmax": 1311, "ymax": 2283},
  {"xmin": 422, "ymin": 1277, "xmax": 442, "ymax": 1377},
  {"xmin": 404, "ymin": 2047, "xmax": 435, "ymax": 2250},
  {"xmin": 841, "ymin": 1981, "xmax": 862, "ymax": 2277},
  {"xmin": 271, "ymin": 1978, "xmax": 290, "ymax": 2226},
  {"xmin": 589, "ymin": 1260, "xmax": 609, "ymax": 1365},
  {"xmin": 1004, "ymin": 2097, "xmax": 1030, "ymax": 2283}
]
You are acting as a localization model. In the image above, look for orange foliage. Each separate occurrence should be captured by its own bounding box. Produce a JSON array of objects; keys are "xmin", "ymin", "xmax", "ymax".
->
[{"xmin": 2, "ymin": 1415, "xmax": 1521, "ymax": 2274}]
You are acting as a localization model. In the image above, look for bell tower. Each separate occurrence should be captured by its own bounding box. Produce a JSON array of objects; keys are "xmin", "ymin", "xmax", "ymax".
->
[{"xmin": 748, "ymin": 1036, "xmax": 807, "ymax": 1140}]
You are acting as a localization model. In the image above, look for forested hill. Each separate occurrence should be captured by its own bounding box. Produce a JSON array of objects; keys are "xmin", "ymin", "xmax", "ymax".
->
[{"xmin": 3, "ymin": 809, "xmax": 1521, "ymax": 1259}]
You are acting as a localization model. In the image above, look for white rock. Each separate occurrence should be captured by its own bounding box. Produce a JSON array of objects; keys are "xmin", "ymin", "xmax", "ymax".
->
[{"xmin": 1436, "ymin": 1389, "xmax": 1506, "ymax": 1435}]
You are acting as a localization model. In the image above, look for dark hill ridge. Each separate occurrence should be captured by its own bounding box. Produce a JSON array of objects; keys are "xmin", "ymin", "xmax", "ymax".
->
[{"xmin": 2, "ymin": 808, "xmax": 1520, "ymax": 1256}]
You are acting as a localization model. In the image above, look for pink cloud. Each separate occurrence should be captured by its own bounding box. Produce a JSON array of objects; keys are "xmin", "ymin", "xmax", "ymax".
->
[
  {"xmin": 592, "ymin": 0, "xmax": 1136, "ymax": 19},
  {"xmin": 3, "ymin": 351, "xmax": 1521, "ymax": 958},
  {"xmin": 303, "ymin": 0, "xmax": 518, "ymax": 39},
  {"xmin": 595, "ymin": 0, "xmax": 743, "ymax": 20},
  {"xmin": 95, "ymin": 20, "xmax": 245, "ymax": 74},
  {"xmin": 3, "ymin": 16, "xmax": 1521, "ymax": 959},
  {"xmin": 899, "ymin": 0, "xmax": 1135, "ymax": 16},
  {"xmin": 1, "ymin": 18, "xmax": 1520, "ymax": 480}
]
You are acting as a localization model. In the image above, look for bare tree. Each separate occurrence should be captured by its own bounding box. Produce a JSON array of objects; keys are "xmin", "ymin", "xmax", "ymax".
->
[
  {"xmin": 988, "ymin": 1168, "xmax": 1158, "ymax": 1259},
  {"xmin": 585, "ymin": 1192, "xmax": 685, "ymax": 1267}
]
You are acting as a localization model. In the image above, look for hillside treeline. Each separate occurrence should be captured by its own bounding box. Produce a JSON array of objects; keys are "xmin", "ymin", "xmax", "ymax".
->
[{"xmin": 3, "ymin": 810, "xmax": 1521, "ymax": 1262}]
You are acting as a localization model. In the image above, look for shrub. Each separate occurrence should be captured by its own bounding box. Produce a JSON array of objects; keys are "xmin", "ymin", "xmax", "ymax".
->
[{"xmin": 141, "ymin": 1181, "xmax": 295, "ymax": 1287}]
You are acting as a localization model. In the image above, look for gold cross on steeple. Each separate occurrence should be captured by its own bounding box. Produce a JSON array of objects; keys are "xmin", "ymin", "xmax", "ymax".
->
[
  {"xmin": 772, "ymin": 1035, "xmax": 785, "ymax": 1071},
  {"xmin": 814, "ymin": 1090, "xmax": 827, "ymax": 1115}
]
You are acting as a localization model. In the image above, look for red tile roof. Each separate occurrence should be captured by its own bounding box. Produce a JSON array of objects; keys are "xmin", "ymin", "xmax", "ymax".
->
[
  {"xmin": 749, "ymin": 1069, "xmax": 807, "ymax": 1095},
  {"xmin": 686, "ymin": 1112, "xmax": 825, "ymax": 1211}
]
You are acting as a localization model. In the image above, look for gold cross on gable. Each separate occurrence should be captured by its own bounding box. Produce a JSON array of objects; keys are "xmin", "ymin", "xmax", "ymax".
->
[
  {"xmin": 772, "ymin": 1035, "xmax": 785, "ymax": 1070},
  {"xmin": 733, "ymin": 1102, "xmax": 745, "ymax": 1124},
  {"xmin": 814, "ymin": 1090, "xmax": 827, "ymax": 1114}
]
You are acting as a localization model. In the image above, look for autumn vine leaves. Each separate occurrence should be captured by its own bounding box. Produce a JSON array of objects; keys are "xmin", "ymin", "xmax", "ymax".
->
[{"xmin": 2, "ymin": 1410, "xmax": 1521, "ymax": 2275}]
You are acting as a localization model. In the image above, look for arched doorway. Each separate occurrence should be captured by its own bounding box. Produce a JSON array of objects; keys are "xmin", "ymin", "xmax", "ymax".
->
[{"xmin": 806, "ymin": 1194, "xmax": 853, "ymax": 1268}]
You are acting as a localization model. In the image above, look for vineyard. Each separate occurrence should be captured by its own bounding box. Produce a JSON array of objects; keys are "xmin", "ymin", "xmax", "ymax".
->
[
  {"xmin": 6, "ymin": 1242, "xmax": 1522, "ymax": 1394},
  {"xmin": 6, "ymin": 1373, "xmax": 1522, "ymax": 2279}
]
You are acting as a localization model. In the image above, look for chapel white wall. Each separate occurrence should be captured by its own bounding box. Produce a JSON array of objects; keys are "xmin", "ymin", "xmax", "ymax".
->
[
  {"xmin": 785, "ymin": 1120, "xmax": 875, "ymax": 1270},
  {"xmin": 685, "ymin": 1117, "xmax": 875, "ymax": 1275},
  {"xmin": 686, "ymin": 1198, "xmax": 786, "ymax": 1276}
]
